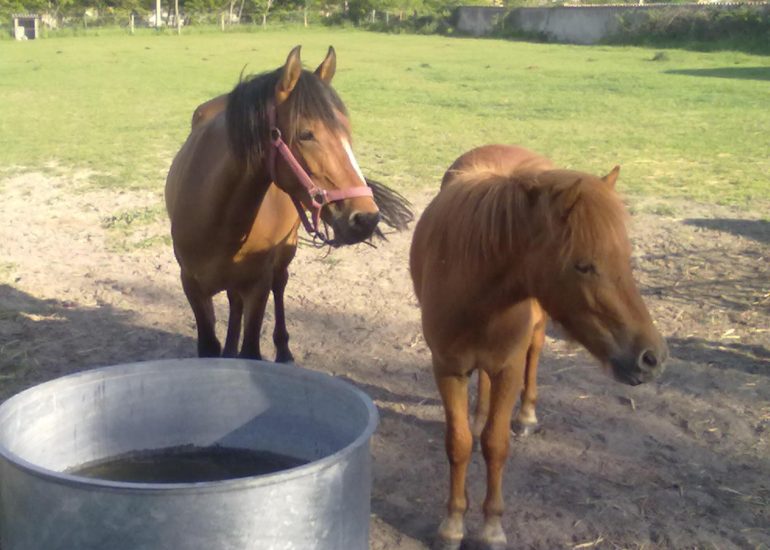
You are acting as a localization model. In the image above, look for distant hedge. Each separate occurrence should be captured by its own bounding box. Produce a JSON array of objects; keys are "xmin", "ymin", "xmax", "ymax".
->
[{"xmin": 610, "ymin": 4, "xmax": 770, "ymax": 51}]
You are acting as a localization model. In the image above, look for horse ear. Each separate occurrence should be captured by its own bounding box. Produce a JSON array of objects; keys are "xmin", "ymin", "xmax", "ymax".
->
[
  {"xmin": 314, "ymin": 46, "xmax": 336, "ymax": 84},
  {"xmin": 275, "ymin": 45, "xmax": 303, "ymax": 106},
  {"xmin": 602, "ymin": 165, "xmax": 621, "ymax": 188}
]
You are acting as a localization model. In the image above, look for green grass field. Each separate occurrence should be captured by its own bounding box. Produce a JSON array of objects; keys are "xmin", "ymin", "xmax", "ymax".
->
[{"xmin": 1, "ymin": 28, "xmax": 768, "ymax": 212}]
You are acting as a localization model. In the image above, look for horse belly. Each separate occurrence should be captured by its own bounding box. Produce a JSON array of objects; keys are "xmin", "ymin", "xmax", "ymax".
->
[{"xmin": 475, "ymin": 300, "xmax": 541, "ymax": 374}]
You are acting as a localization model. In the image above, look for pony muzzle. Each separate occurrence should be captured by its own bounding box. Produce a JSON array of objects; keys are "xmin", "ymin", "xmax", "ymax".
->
[{"xmin": 610, "ymin": 342, "xmax": 668, "ymax": 386}]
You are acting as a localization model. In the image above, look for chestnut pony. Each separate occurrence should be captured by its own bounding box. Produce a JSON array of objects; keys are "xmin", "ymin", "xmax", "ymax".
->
[
  {"xmin": 166, "ymin": 46, "xmax": 385, "ymax": 360},
  {"xmin": 410, "ymin": 145, "xmax": 668, "ymax": 550}
]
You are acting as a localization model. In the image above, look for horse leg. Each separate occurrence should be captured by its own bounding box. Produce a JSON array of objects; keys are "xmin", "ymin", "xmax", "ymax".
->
[
  {"xmin": 239, "ymin": 278, "xmax": 271, "ymax": 360},
  {"xmin": 222, "ymin": 290, "xmax": 243, "ymax": 357},
  {"xmin": 472, "ymin": 369, "xmax": 491, "ymax": 448},
  {"xmin": 480, "ymin": 363, "xmax": 525, "ymax": 550},
  {"xmin": 181, "ymin": 272, "xmax": 221, "ymax": 357},
  {"xmin": 512, "ymin": 318, "xmax": 546, "ymax": 437},
  {"xmin": 272, "ymin": 264, "xmax": 294, "ymax": 363},
  {"xmin": 434, "ymin": 371, "xmax": 473, "ymax": 550}
]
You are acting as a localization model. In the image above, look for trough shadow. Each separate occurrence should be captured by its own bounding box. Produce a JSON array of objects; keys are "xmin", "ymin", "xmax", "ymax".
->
[
  {"xmin": 683, "ymin": 218, "xmax": 770, "ymax": 244},
  {"xmin": 665, "ymin": 67, "xmax": 770, "ymax": 81},
  {"xmin": 338, "ymin": 376, "xmax": 442, "ymax": 408},
  {"xmin": 370, "ymin": 404, "xmax": 446, "ymax": 545}
]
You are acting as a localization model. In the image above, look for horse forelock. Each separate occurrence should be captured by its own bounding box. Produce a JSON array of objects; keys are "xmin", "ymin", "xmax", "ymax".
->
[
  {"xmin": 225, "ymin": 68, "xmax": 348, "ymax": 174},
  {"xmin": 283, "ymin": 72, "xmax": 349, "ymax": 143},
  {"xmin": 552, "ymin": 174, "xmax": 631, "ymax": 266},
  {"xmin": 428, "ymin": 165, "xmax": 630, "ymax": 276}
]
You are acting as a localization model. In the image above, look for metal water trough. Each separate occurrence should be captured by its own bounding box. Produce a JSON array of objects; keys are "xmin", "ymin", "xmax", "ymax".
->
[{"xmin": 0, "ymin": 358, "xmax": 378, "ymax": 550}]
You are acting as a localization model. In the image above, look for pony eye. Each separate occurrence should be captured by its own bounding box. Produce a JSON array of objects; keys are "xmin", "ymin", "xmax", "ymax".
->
[
  {"xmin": 574, "ymin": 262, "xmax": 596, "ymax": 275},
  {"xmin": 298, "ymin": 130, "xmax": 315, "ymax": 142}
]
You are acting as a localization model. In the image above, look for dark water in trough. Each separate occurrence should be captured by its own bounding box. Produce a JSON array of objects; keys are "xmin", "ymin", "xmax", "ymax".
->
[{"xmin": 67, "ymin": 445, "xmax": 308, "ymax": 483}]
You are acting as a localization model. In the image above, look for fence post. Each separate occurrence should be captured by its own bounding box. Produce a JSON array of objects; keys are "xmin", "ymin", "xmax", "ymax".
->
[
  {"xmin": 130, "ymin": 13, "xmax": 135, "ymax": 34},
  {"xmin": 220, "ymin": 12, "xmax": 225, "ymax": 31}
]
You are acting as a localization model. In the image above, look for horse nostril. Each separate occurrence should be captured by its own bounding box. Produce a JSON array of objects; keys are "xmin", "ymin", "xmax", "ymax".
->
[
  {"xmin": 350, "ymin": 211, "xmax": 380, "ymax": 234},
  {"xmin": 639, "ymin": 349, "xmax": 659, "ymax": 370}
]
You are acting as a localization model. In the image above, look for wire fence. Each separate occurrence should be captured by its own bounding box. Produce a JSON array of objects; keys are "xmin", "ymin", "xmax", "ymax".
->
[{"xmin": 3, "ymin": 6, "xmax": 428, "ymax": 39}]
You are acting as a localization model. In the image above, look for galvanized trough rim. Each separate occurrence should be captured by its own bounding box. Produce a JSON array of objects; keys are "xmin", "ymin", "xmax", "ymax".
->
[{"xmin": 0, "ymin": 358, "xmax": 379, "ymax": 495}]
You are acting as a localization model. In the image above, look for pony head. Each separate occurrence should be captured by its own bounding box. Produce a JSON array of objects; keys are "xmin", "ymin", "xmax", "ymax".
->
[{"xmin": 534, "ymin": 167, "xmax": 668, "ymax": 385}]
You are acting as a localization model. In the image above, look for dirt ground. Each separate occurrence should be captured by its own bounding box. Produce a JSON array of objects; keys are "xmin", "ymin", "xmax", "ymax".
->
[{"xmin": 0, "ymin": 172, "xmax": 768, "ymax": 549}]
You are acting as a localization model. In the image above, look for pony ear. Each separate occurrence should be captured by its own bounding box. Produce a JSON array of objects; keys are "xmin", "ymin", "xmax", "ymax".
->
[
  {"xmin": 314, "ymin": 46, "xmax": 336, "ymax": 84},
  {"xmin": 602, "ymin": 165, "xmax": 621, "ymax": 188},
  {"xmin": 560, "ymin": 178, "xmax": 583, "ymax": 219},
  {"xmin": 275, "ymin": 46, "xmax": 303, "ymax": 106}
]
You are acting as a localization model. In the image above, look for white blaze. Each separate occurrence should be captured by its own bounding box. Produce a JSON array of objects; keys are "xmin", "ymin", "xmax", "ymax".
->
[{"xmin": 342, "ymin": 139, "xmax": 367, "ymax": 185}]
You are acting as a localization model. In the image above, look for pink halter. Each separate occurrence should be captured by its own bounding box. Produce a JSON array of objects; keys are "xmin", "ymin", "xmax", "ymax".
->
[{"xmin": 267, "ymin": 103, "xmax": 373, "ymax": 244}]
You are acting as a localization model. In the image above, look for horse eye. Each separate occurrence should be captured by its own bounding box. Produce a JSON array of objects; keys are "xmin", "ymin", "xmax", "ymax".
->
[
  {"xmin": 574, "ymin": 262, "xmax": 596, "ymax": 275},
  {"xmin": 298, "ymin": 130, "xmax": 315, "ymax": 142}
]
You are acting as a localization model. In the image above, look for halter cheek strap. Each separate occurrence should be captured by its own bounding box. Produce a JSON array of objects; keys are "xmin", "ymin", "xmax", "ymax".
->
[{"xmin": 267, "ymin": 104, "xmax": 374, "ymax": 244}]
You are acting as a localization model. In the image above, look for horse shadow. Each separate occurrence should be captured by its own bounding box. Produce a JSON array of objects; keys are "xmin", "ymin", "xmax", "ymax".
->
[
  {"xmin": 667, "ymin": 336, "xmax": 769, "ymax": 376},
  {"xmin": 0, "ymin": 283, "xmax": 195, "ymax": 401},
  {"xmin": 637, "ymin": 253, "xmax": 767, "ymax": 313},
  {"xmin": 683, "ymin": 218, "xmax": 770, "ymax": 244}
]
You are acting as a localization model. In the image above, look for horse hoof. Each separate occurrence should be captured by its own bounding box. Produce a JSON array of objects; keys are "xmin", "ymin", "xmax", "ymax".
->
[
  {"xmin": 432, "ymin": 538, "xmax": 463, "ymax": 550},
  {"xmin": 479, "ymin": 517, "xmax": 507, "ymax": 550},
  {"xmin": 511, "ymin": 420, "xmax": 539, "ymax": 438},
  {"xmin": 436, "ymin": 516, "xmax": 465, "ymax": 550},
  {"xmin": 275, "ymin": 351, "xmax": 295, "ymax": 364}
]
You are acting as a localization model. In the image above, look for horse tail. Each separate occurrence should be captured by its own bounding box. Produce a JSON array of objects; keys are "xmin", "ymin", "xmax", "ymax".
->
[{"xmin": 366, "ymin": 178, "xmax": 414, "ymax": 233}]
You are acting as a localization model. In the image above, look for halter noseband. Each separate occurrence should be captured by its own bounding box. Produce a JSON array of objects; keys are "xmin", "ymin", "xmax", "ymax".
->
[{"xmin": 267, "ymin": 103, "xmax": 373, "ymax": 244}]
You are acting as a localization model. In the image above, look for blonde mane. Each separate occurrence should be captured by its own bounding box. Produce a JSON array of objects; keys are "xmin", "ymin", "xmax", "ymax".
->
[{"xmin": 426, "ymin": 162, "xmax": 630, "ymax": 272}]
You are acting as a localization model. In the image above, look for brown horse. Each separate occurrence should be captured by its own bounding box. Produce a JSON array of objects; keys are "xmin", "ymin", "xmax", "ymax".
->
[
  {"xmin": 166, "ymin": 46, "xmax": 388, "ymax": 360},
  {"xmin": 409, "ymin": 145, "xmax": 668, "ymax": 550}
]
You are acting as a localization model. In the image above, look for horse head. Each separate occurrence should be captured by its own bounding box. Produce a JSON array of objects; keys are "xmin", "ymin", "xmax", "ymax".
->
[
  {"xmin": 269, "ymin": 46, "xmax": 380, "ymax": 245},
  {"xmin": 534, "ymin": 167, "xmax": 668, "ymax": 385}
]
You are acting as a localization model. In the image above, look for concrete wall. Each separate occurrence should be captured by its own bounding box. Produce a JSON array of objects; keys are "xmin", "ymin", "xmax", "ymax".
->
[
  {"xmin": 454, "ymin": 6, "xmax": 508, "ymax": 36},
  {"xmin": 455, "ymin": 3, "xmax": 768, "ymax": 44}
]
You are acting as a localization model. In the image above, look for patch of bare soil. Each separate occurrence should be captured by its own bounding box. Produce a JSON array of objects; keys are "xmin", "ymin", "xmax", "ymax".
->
[{"xmin": 0, "ymin": 173, "xmax": 768, "ymax": 549}]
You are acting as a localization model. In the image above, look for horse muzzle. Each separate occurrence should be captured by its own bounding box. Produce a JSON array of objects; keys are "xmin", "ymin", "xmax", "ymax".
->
[{"xmin": 331, "ymin": 210, "xmax": 380, "ymax": 245}]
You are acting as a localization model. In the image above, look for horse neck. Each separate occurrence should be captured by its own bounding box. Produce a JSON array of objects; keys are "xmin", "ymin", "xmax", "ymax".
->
[{"xmin": 217, "ymin": 155, "xmax": 276, "ymax": 231}]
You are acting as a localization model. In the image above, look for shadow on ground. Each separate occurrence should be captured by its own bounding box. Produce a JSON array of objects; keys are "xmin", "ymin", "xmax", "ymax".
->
[
  {"xmin": 683, "ymin": 218, "xmax": 770, "ymax": 244},
  {"xmin": 0, "ymin": 284, "xmax": 194, "ymax": 401}
]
